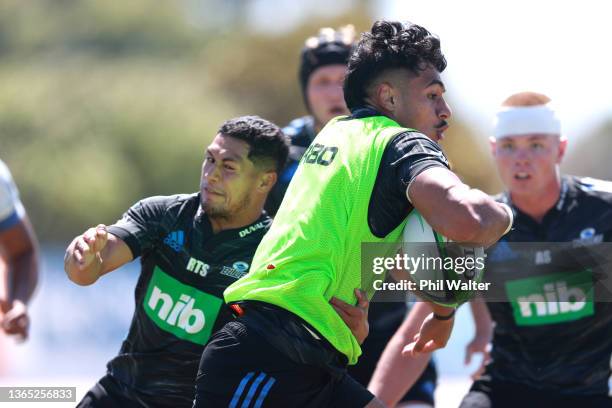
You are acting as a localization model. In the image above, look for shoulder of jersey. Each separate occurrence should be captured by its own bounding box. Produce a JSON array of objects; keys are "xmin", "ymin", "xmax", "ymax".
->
[
  {"xmin": 0, "ymin": 160, "xmax": 14, "ymax": 187},
  {"xmin": 140, "ymin": 193, "xmax": 199, "ymax": 212},
  {"xmin": 283, "ymin": 116, "xmax": 315, "ymax": 148},
  {"xmin": 574, "ymin": 176, "xmax": 612, "ymax": 199}
]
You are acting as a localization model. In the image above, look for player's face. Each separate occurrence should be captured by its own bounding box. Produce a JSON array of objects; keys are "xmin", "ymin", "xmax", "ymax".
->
[
  {"xmin": 392, "ymin": 66, "xmax": 451, "ymax": 143},
  {"xmin": 200, "ymin": 134, "xmax": 259, "ymax": 218},
  {"xmin": 306, "ymin": 64, "xmax": 350, "ymax": 129},
  {"xmin": 491, "ymin": 134, "xmax": 567, "ymax": 196}
]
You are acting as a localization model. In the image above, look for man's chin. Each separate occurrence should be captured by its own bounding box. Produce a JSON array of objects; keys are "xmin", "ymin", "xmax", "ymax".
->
[{"xmin": 201, "ymin": 203, "xmax": 228, "ymax": 218}]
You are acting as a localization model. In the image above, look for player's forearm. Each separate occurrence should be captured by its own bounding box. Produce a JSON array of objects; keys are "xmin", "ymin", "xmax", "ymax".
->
[
  {"xmin": 368, "ymin": 302, "xmax": 432, "ymax": 406},
  {"xmin": 470, "ymin": 296, "xmax": 493, "ymax": 338},
  {"xmin": 8, "ymin": 246, "xmax": 38, "ymax": 303},
  {"xmin": 446, "ymin": 186, "xmax": 512, "ymax": 247}
]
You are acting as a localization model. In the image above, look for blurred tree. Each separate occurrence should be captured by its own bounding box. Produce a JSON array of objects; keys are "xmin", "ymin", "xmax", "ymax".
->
[
  {"xmin": 0, "ymin": 0, "xmax": 500, "ymax": 241},
  {"xmin": 203, "ymin": 12, "xmax": 374, "ymax": 126}
]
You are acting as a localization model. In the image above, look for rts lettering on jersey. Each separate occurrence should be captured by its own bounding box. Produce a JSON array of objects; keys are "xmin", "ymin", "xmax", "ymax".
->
[{"xmin": 187, "ymin": 257, "xmax": 210, "ymax": 277}]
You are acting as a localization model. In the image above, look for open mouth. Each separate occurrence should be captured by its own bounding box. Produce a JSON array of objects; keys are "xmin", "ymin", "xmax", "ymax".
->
[{"xmin": 514, "ymin": 172, "xmax": 531, "ymax": 180}]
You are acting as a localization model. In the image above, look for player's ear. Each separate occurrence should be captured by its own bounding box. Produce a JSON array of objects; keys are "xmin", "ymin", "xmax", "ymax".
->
[
  {"xmin": 257, "ymin": 171, "xmax": 277, "ymax": 193},
  {"xmin": 376, "ymin": 82, "xmax": 396, "ymax": 113},
  {"xmin": 489, "ymin": 137, "xmax": 497, "ymax": 156},
  {"xmin": 557, "ymin": 136, "xmax": 568, "ymax": 163}
]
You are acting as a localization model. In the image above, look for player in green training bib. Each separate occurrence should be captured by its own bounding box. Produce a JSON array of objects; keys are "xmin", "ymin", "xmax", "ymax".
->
[{"xmin": 194, "ymin": 21, "xmax": 513, "ymax": 408}]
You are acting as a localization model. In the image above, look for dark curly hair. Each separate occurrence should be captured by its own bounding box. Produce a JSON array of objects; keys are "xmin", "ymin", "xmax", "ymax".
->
[
  {"xmin": 218, "ymin": 116, "xmax": 289, "ymax": 174},
  {"xmin": 343, "ymin": 21, "xmax": 447, "ymax": 110}
]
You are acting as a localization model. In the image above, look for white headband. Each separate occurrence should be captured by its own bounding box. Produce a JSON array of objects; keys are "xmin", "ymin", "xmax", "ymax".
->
[{"xmin": 493, "ymin": 104, "xmax": 561, "ymax": 139}]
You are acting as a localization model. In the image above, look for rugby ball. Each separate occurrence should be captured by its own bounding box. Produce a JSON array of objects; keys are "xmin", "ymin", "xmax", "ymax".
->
[{"xmin": 401, "ymin": 210, "xmax": 485, "ymax": 307}]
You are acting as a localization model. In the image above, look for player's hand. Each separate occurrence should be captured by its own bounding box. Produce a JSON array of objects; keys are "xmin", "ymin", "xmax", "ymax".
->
[
  {"xmin": 330, "ymin": 289, "xmax": 369, "ymax": 344},
  {"xmin": 0, "ymin": 299, "xmax": 29, "ymax": 342},
  {"xmin": 402, "ymin": 312, "xmax": 454, "ymax": 356},
  {"xmin": 465, "ymin": 336, "xmax": 491, "ymax": 380},
  {"xmin": 68, "ymin": 224, "xmax": 108, "ymax": 271}
]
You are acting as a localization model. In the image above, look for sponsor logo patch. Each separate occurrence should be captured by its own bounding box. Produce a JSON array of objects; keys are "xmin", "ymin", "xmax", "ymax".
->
[
  {"xmin": 144, "ymin": 267, "xmax": 222, "ymax": 344},
  {"xmin": 505, "ymin": 270, "xmax": 594, "ymax": 326},
  {"xmin": 163, "ymin": 230, "xmax": 185, "ymax": 252}
]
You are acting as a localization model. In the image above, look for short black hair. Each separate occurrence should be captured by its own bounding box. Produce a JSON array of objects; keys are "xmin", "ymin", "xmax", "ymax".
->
[
  {"xmin": 218, "ymin": 116, "xmax": 289, "ymax": 173},
  {"xmin": 344, "ymin": 21, "xmax": 447, "ymax": 110}
]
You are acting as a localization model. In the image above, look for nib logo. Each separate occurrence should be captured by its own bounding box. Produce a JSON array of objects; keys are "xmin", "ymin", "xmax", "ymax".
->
[
  {"xmin": 506, "ymin": 270, "xmax": 594, "ymax": 326},
  {"xmin": 163, "ymin": 230, "xmax": 185, "ymax": 252},
  {"xmin": 144, "ymin": 267, "xmax": 223, "ymax": 344},
  {"xmin": 148, "ymin": 289, "xmax": 205, "ymax": 334}
]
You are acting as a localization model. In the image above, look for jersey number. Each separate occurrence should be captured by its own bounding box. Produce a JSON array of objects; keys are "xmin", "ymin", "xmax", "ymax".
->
[{"xmin": 302, "ymin": 143, "xmax": 338, "ymax": 166}]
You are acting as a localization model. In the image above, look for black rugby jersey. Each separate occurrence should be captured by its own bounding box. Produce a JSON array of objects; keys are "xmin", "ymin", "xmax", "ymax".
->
[
  {"xmin": 105, "ymin": 193, "xmax": 271, "ymax": 407},
  {"xmin": 484, "ymin": 176, "xmax": 612, "ymax": 396}
]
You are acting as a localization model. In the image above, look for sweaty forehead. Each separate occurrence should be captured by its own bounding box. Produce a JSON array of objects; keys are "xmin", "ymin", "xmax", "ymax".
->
[{"xmin": 207, "ymin": 134, "xmax": 251, "ymax": 161}]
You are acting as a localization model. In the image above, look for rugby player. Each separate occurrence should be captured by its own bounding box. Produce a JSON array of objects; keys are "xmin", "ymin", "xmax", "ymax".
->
[
  {"xmin": 64, "ymin": 116, "xmax": 289, "ymax": 407},
  {"xmin": 267, "ymin": 25, "xmax": 439, "ymax": 408},
  {"xmin": 193, "ymin": 21, "xmax": 512, "ymax": 408},
  {"xmin": 459, "ymin": 93, "xmax": 612, "ymax": 407},
  {"xmin": 0, "ymin": 159, "xmax": 39, "ymax": 342}
]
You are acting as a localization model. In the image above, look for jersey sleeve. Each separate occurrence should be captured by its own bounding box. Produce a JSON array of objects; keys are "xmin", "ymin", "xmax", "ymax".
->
[
  {"xmin": 107, "ymin": 196, "xmax": 170, "ymax": 258},
  {"xmin": 367, "ymin": 132, "xmax": 451, "ymax": 237},
  {"xmin": 384, "ymin": 132, "xmax": 450, "ymax": 198},
  {"xmin": 0, "ymin": 160, "xmax": 25, "ymax": 231}
]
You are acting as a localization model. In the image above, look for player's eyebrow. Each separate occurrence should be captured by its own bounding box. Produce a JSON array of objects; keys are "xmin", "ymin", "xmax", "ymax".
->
[
  {"xmin": 427, "ymin": 79, "xmax": 446, "ymax": 92},
  {"xmin": 206, "ymin": 148, "xmax": 243, "ymax": 163}
]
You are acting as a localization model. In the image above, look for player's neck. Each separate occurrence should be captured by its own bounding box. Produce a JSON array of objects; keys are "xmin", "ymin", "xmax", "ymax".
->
[
  {"xmin": 510, "ymin": 178, "xmax": 562, "ymax": 223},
  {"xmin": 208, "ymin": 204, "xmax": 265, "ymax": 234},
  {"xmin": 314, "ymin": 120, "xmax": 324, "ymax": 134}
]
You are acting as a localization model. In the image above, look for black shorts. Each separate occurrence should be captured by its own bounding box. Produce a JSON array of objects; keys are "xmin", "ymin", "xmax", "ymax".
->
[
  {"xmin": 460, "ymin": 377, "xmax": 612, "ymax": 408},
  {"xmin": 347, "ymin": 332, "xmax": 437, "ymax": 405},
  {"xmin": 77, "ymin": 374, "xmax": 193, "ymax": 408},
  {"xmin": 77, "ymin": 375, "xmax": 142, "ymax": 408},
  {"xmin": 194, "ymin": 319, "xmax": 375, "ymax": 408}
]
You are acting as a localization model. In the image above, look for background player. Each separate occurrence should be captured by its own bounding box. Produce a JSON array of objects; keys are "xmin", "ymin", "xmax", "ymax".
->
[
  {"xmin": 64, "ymin": 116, "xmax": 289, "ymax": 407},
  {"xmin": 460, "ymin": 92, "xmax": 612, "ymax": 407},
  {"xmin": 0, "ymin": 159, "xmax": 39, "ymax": 342},
  {"xmin": 194, "ymin": 21, "xmax": 512, "ymax": 408}
]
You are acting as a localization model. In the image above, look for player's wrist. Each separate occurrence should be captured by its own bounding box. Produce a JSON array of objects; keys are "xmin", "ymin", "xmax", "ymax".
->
[
  {"xmin": 433, "ymin": 308, "xmax": 456, "ymax": 321},
  {"xmin": 499, "ymin": 203, "xmax": 514, "ymax": 235}
]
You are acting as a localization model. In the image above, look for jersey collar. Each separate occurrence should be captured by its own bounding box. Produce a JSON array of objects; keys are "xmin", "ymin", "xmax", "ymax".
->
[{"xmin": 504, "ymin": 176, "xmax": 576, "ymax": 231}]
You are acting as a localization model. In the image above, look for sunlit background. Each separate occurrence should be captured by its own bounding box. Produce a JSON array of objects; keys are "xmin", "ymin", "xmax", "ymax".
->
[{"xmin": 0, "ymin": 0, "xmax": 610, "ymax": 406}]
